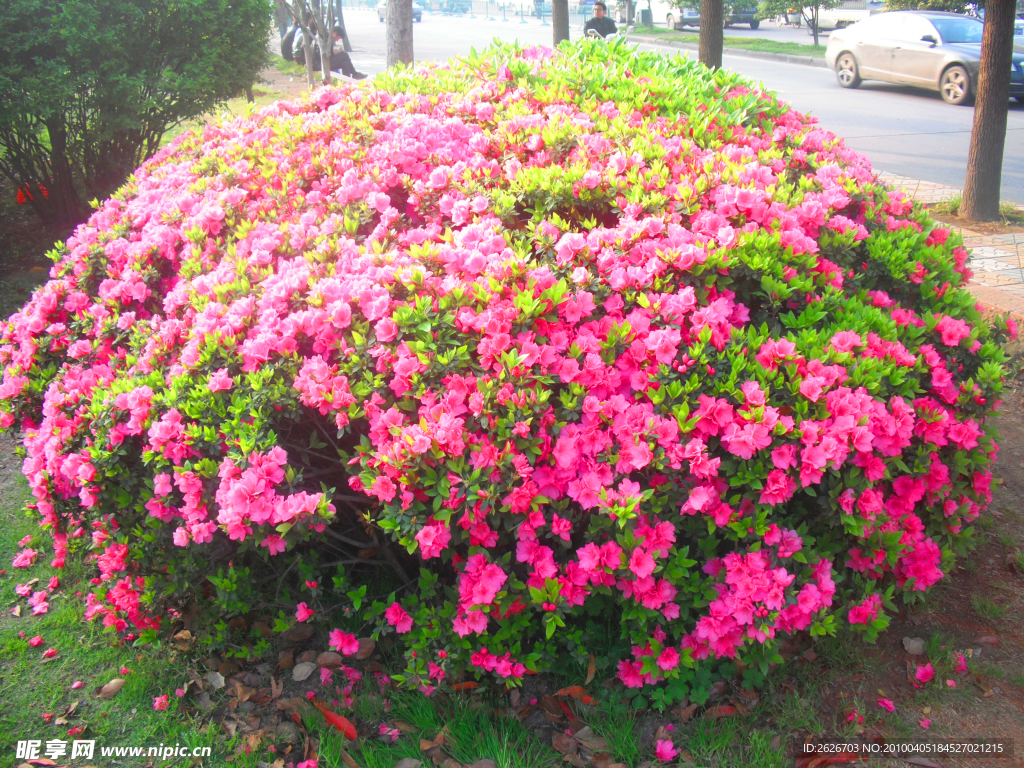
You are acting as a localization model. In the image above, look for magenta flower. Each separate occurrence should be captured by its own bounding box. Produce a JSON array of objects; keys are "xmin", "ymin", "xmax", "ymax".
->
[
  {"xmin": 384, "ymin": 602, "xmax": 413, "ymax": 634},
  {"xmin": 654, "ymin": 740, "xmax": 677, "ymax": 762},
  {"xmin": 295, "ymin": 602, "xmax": 315, "ymax": 623}
]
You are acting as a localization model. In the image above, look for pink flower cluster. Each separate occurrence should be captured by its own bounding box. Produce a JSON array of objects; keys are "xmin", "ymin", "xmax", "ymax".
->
[{"xmin": 0, "ymin": 42, "xmax": 1006, "ymax": 689}]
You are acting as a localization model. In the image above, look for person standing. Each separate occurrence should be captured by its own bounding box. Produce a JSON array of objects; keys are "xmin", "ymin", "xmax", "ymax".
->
[{"xmin": 584, "ymin": 1, "xmax": 618, "ymax": 37}]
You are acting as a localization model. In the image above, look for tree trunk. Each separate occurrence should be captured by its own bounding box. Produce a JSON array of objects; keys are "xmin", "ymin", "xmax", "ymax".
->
[
  {"xmin": 386, "ymin": 0, "xmax": 414, "ymax": 67},
  {"xmin": 961, "ymin": 0, "xmax": 1015, "ymax": 222},
  {"xmin": 335, "ymin": 0, "xmax": 353, "ymax": 52},
  {"xmin": 699, "ymin": 0, "xmax": 723, "ymax": 70},
  {"xmin": 43, "ymin": 119, "xmax": 87, "ymax": 231},
  {"xmin": 552, "ymin": 0, "xmax": 569, "ymax": 44},
  {"xmin": 810, "ymin": 2, "xmax": 819, "ymax": 47}
]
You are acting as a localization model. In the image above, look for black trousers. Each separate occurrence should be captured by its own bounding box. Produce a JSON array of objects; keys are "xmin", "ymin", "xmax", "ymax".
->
[{"xmin": 330, "ymin": 50, "xmax": 357, "ymax": 77}]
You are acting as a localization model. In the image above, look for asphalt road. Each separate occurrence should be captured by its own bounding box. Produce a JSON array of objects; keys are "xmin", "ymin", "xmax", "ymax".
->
[{"xmin": 339, "ymin": 10, "xmax": 1024, "ymax": 202}]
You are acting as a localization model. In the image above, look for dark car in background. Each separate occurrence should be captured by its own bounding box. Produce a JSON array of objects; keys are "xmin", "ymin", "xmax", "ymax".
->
[
  {"xmin": 826, "ymin": 11, "xmax": 1024, "ymax": 105},
  {"xmin": 377, "ymin": 1, "xmax": 424, "ymax": 20},
  {"xmin": 667, "ymin": 4, "xmax": 760, "ymax": 28}
]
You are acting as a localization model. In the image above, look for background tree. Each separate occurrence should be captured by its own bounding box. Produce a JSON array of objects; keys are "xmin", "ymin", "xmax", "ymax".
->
[
  {"xmin": 699, "ymin": 0, "xmax": 724, "ymax": 69},
  {"xmin": 386, "ymin": 0, "xmax": 414, "ymax": 67},
  {"xmin": 0, "ymin": 0, "xmax": 272, "ymax": 233},
  {"xmin": 553, "ymin": 0, "xmax": 570, "ymax": 44},
  {"xmin": 286, "ymin": 0, "xmax": 318, "ymax": 88},
  {"xmin": 757, "ymin": 0, "xmax": 846, "ymax": 45},
  {"xmin": 883, "ymin": 0, "xmax": 978, "ymax": 11},
  {"xmin": 961, "ymin": 0, "xmax": 1016, "ymax": 220}
]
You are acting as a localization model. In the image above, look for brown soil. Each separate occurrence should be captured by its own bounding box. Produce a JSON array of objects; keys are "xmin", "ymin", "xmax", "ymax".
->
[{"xmin": 927, "ymin": 208, "xmax": 1024, "ymax": 236}]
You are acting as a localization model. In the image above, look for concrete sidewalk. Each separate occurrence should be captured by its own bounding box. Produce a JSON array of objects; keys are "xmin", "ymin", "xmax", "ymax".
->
[{"xmin": 878, "ymin": 172, "xmax": 1024, "ymax": 319}]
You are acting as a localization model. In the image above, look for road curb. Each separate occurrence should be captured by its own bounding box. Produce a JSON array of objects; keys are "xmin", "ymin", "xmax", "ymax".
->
[{"xmin": 625, "ymin": 35, "xmax": 829, "ymax": 69}]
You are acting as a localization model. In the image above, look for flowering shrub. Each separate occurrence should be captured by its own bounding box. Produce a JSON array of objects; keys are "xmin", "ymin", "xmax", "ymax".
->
[{"xmin": 0, "ymin": 40, "xmax": 1011, "ymax": 705}]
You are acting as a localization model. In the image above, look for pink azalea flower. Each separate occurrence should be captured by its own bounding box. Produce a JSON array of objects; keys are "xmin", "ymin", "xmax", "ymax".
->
[
  {"xmin": 28, "ymin": 635, "xmax": 44, "ymax": 647},
  {"xmin": 654, "ymin": 740, "xmax": 677, "ymax": 762},
  {"xmin": 295, "ymin": 602, "xmax": 316, "ymax": 623},
  {"xmin": 915, "ymin": 663, "xmax": 934, "ymax": 685},
  {"xmin": 877, "ymin": 697, "xmax": 895, "ymax": 713},
  {"xmin": 329, "ymin": 629, "xmax": 360, "ymax": 655},
  {"xmin": 385, "ymin": 602, "xmax": 413, "ymax": 634},
  {"xmin": 12, "ymin": 549, "xmax": 37, "ymax": 568},
  {"xmin": 946, "ymin": 679, "xmax": 957, "ymax": 688},
  {"xmin": 919, "ymin": 718, "xmax": 930, "ymax": 729},
  {"xmin": 71, "ymin": 681, "xmax": 84, "ymax": 689},
  {"xmin": 153, "ymin": 694, "xmax": 170, "ymax": 711}
]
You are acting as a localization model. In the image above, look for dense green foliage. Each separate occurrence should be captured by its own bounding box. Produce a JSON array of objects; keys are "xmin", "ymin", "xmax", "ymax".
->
[{"xmin": 0, "ymin": 0, "xmax": 273, "ymax": 230}]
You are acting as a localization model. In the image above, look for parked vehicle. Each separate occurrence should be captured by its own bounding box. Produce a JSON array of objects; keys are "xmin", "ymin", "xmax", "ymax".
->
[
  {"xmin": 665, "ymin": 3, "xmax": 760, "ymax": 28},
  {"xmin": 825, "ymin": 11, "xmax": 1024, "ymax": 105},
  {"xmin": 811, "ymin": 0, "xmax": 884, "ymax": 32},
  {"xmin": 377, "ymin": 1, "xmax": 424, "ymax": 21}
]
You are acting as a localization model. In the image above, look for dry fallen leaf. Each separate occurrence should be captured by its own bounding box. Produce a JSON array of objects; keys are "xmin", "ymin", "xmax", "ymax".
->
[
  {"xmin": 207, "ymin": 670, "xmax": 226, "ymax": 690},
  {"xmin": 574, "ymin": 727, "xmax": 610, "ymax": 753},
  {"xmin": 393, "ymin": 720, "xmax": 417, "ymax": 734},
  {"xmin": 675, "ymin": 703, "xmax": 699, "ymax": 723},
  {"xmin": 585, "ymin": 654, "xmax": 597, "ymax": 685},
  {"xmin": 394, "ymin": 760, "xmax": 423, "ymax": 768},
  {"xmin": 271, "ymin": 676, "xmax": 284, "ymax": 700},
  {"xmin": 540, "ymin": 695, "xmax": 563, "ymax": 721},
  {"xmin": 703, "ymin": 705, "xmax": 736, "ymax": 720},
  {"xmin": 97, "ymin": 678, "xmax": 126, "ymax": 698},
  {"xmin": 552, "ymin": 732, "xmax": 577, "ymax": 755},
  {"xmin": 173, "ymin": 630, "xmax": 193, "ymax": 651},
  {"xmin": 11, "ymin": 605, "xmax": 21, "ymax": 617},
  {"xmin": 465, "ymin": 761, "xmax": 496, "ymax": 768}
]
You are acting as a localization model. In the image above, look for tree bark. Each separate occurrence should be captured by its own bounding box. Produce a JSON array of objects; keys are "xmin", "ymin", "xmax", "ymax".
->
[
  {"xmin": 386, "ymin": 0, "xmax": 414, "ymax": 67},
  {"xmin": 552, "ymin": 0, "xmax": 569, "ymax": 44},
  {"xmin": 699, "ymin": 0, "xmax": 723, "ymax": 70},
  {"xmin": 961, "ymin": 0, "xmax": 1015, "ymax": 222},
  {"xmin": 288, "ymin": 1, "xmax": 318, "ymax": 89},
  {"xmin": 335, "ymin": 0, "xmax": 354, "ymax": 52},
  {"xmin": 810, "ymin": 2, "xmax": 819, "ymax": 47}
]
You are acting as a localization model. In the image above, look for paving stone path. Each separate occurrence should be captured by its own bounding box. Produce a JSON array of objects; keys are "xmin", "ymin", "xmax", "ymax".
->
[{"xmin": 878, "ymin": 172, "xmax": 1024, "ymax": 319}]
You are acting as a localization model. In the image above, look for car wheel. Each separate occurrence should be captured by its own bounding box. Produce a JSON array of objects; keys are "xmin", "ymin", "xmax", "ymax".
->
[
  {"xmin": 749, "ymin": 18, "xmax": 759, "ymax": 28},
  {"xmin": 940, "ymin": 65, "xmax": 972, "ymax": 105},
  {"xmin": 666, "ymin": 13, "xmax": 675, "ymax": 28},
  {"xmin": 836, "ymin": 52, "xmax": 861, "ymax": 88}
]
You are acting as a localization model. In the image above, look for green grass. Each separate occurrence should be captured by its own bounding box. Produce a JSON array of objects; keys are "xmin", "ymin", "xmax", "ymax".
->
[
  {"xmin": 627, "ymin": 27, "xmax": 827, "ymax": 57},
  {"xmin": 160, "ymin": 85, "xmax": 293, "ymax": 147},
  {"xmin": 970, "ymin": 595, "xmax": 1007, "ymax": 623},
  {"xmin": 273, "ymin": 53, "xmax": 309, "ymax": 78},
  {"xmin": 0, "ymin": 475, "xmax": 226, "ymax": 765}
]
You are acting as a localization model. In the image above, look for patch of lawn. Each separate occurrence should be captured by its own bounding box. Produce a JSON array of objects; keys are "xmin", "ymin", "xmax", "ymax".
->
[
  {"xmin": 160, "ymin": 86, "xmax": 290, "ymax": 147},
  {"xmin": 0, "ymin": 472, "xmax": 228, "ymax": 765},
  {"xmin": 627, "ymin": 27, "xmax": 827, "ymax": 57}
]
